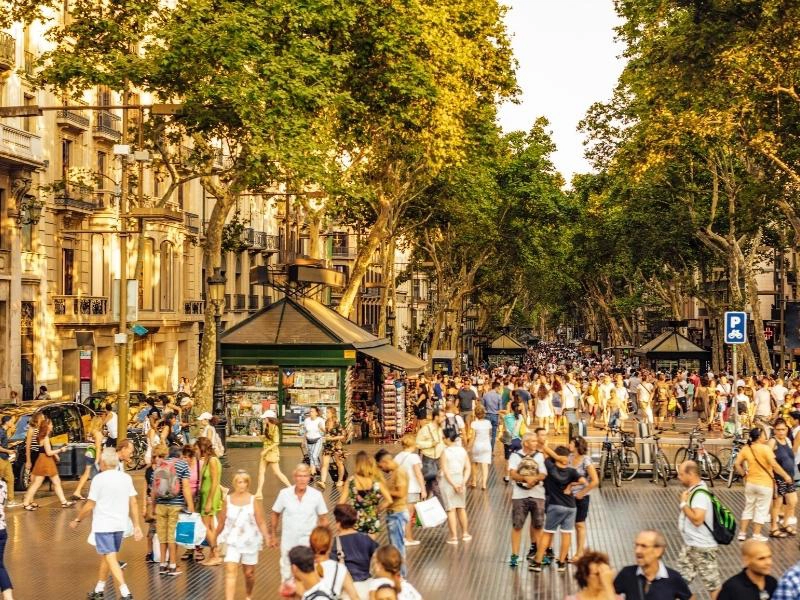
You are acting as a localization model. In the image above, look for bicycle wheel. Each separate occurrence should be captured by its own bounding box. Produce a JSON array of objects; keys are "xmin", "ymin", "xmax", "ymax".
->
[
  {"xmin": 703, "ymin": 452, "xmax": 722, "ymax": 481},
  {"xmin": 598, "ymin": 453, "xmax": 607, "ymax": 489},
  {"xmin": 657, "ymin": 450, "xmax": 671, "ymax": 487},
  {"xmin": 611, "ymin": 455, "xmax": 622, "ymax": 487},
  {"xmin": 716, "ymin": 447, "xmax": 732, "ymax": 480},
  {"xmin": 673, "ymin": 447, "xmax": 688, "ymax": 473},
  {"xmin": 620, "ymin": 449, "xmax": 640, "ymax": 480}
]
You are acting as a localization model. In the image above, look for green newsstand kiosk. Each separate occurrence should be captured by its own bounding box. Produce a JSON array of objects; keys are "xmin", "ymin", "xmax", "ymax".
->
[{"xmin": 220, "ymin": 294, "xmax": 425, "ymax": 444}]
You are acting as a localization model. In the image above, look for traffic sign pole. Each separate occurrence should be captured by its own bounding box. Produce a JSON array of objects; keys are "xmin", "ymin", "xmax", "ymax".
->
[
  {"xmin": 724, "ymin": 311, "xmax": 748, "ymax": 435},
  {"xmin": 732, "ymin": 344, "xmax": 738, "ymax": 431}
]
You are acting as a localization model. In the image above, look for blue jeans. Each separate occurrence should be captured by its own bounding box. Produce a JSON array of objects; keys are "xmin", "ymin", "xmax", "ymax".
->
[
  {"xmin": 486, "ymin": 414, "xmax": 499, "ymax": 451},
  {"xmin": 386, "ymin": 510, "xmax": 410, "ymax": 576}
]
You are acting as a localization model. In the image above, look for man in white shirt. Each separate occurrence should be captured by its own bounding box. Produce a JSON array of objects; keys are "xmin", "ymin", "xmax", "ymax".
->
[
  {"xmin": 676, "ymin": 460, "xmax": 720, "ymax": 599},
  {"xmin": 753, "ymin": 379, "xmax": 773, "ymax": 425},
  {"xmin": 271, "ymin": 464, "xmax": 329, "ymax": 594},
  {"xmin": 507, "ymin": 431, "xmax": 547, "ymax": 568},
  {"xmin": 104, "ymin": 403, "xmax": 119, "ymax": 448},
  {"xmin": 772, "ymin": 378, "xmax": 789, "ymax": 407},
  {"xmin": 70, "ymin": 448, "xmax": 142, "ymax": 600}
]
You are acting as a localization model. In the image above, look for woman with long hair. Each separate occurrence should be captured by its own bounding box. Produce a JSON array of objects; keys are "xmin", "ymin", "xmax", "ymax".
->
[
  {"xmin": 368, "ymin": 545, "xmax": 422, "ymax": 600},
  {"xmin": 569, "ymin": 436, "xmax": 599, "ymax": 561},
  {"xmin": 468, "ymin": 404, "xmax": 492, "ymax": 490},
  {"xmin": 215, "ymin": 470, "xmax": 271, "ymax": 600},
  {"xmin": 341, "ymin": 451, "xmax": 392, "ymax": 537},
  {"xmin": 319, "ymin": 406, "xmax": 347, "ymax": 489},
  {"xmin": 22, "ymin": 418, "xmax": 74, "ymax": 510},
  {"xmin": 734, "ymin": 426, "xmax": 793, "ymax": 541},
  {"xmin": 71, "ymin": 414, "xmax": 105, "ymax": 500},
  {"xmin": 196, "ymin": 436, "xmax": 224, "ymax": 566},
  {"xmin": 551, "ymin": 378, "xmax": 565, "ymax": 434},
  {"xmin": 534, "ymin": 383, "xmax": 553, "ymax": 433},
  {"xmin": 255, "ymin": 410, "xmax": 290, "ymax": 499},
  {"xmin": 439, "ymin": 429, "xmax": 471, "ymax": 545},
  {"xmin": 768, "ymin": 418, "xmax": 798, "ymax": 537},
  {"xmin": 564, "ymin": 551, "xmax": 621, "ymax": 600},
  {"xmin": 296, "ymin": 526, "xmax": 360, "ymax": 600},
  {"xmin": 23, "ymin": 413, "xmax": 44, "ymax": 492}
]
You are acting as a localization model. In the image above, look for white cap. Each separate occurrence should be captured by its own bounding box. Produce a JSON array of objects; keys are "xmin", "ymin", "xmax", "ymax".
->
[
  {"xmin": 261, "ymin": 409, "xmax": 277, "ymax": 419},
  {"xmin": 197, "ymin": 412, "xmax": 213, "ymax": 421}
]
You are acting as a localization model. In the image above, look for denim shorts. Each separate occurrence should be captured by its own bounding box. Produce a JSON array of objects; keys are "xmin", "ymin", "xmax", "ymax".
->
[
  {"xmin": 95, "ymin": 531, "xmax": 123, "ymax": 555},
  {"xmin": 543, "ymin": 504, "xmax": 577, "ymax": 533}
]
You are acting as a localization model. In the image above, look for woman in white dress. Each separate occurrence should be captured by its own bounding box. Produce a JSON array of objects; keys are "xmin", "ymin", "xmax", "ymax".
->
[
  {"xmin": 534, "ymin": 384, "xmax": 554, "ymax": 433},
  {"xmin": 468, "ymin": 404, "xmax": 492, "ymax": 490},
  {"xmin": 439, "ymin": 429, "xmax": 471, "ymax": 545},
  {"xmin": 301, "ymin": 407, "xmax": 326, "ymax": 477}
]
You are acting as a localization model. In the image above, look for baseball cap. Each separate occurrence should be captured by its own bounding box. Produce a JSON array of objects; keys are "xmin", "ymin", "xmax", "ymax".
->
[{"xmin": 197, "ymin": 412, "xmax": 213, "ymax": 421}]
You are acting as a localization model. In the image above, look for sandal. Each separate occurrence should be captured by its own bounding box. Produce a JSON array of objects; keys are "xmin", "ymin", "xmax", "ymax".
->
[
  {"xmin": 462, "ymin": 534, "xmax": 472, "ymax": 541},
  {"xmin": 72, "ymin": 494, "xmax": 86, "ymax": 501},
  {"xmin": 61, "ymin": 500, "xmax": 76, "ymax": 508},
  {"xmin": 446, "ymin": 538, "xmax": 459, "ymax": 545},
  {"xmin": 769, "ymin": 528, "xmax": 788, "ymax": 538},
  {"xmin": 23, "ymin": 504, "xmax": 37, "ymax": 511},
  {"xmin": 784, "ymin": 526, "xmax": 796, "ymax": 536}
]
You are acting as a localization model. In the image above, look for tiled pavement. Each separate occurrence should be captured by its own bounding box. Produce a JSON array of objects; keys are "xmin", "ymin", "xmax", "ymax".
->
[{"xmin": 8, "ymin": 438, "xmax": 800, "ymax": 599}]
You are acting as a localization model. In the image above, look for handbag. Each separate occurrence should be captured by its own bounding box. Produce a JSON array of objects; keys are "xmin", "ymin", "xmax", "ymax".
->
[
  {"xmin": 415, "ymin": 496, "xmax": 447, "ymax": 528},
  {"xmin": 421, "ymin": 455, "xmax": 439, "ymax": 482},
  {"xmin": 175, "ymin": 512, "xmax": 207, "ymax": 546}
]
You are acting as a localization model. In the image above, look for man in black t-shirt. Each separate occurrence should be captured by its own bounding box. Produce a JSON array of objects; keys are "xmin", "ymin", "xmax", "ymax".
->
[
  {"xmin": 529, "ymin": 444, "xmax": 585, "ymax": 573},
  {"xmin": 614, "ymin": 530, "xmax": 692, "ymax": 600},
  {"xmin": 457, "ymin": 379, "xmax": 478, "ymax": 427}
]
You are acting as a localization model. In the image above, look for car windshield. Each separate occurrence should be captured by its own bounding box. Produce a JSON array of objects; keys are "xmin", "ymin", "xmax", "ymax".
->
[{"xmin": 10, "ymin": 415, "xmax": 31, "ymax": 442}]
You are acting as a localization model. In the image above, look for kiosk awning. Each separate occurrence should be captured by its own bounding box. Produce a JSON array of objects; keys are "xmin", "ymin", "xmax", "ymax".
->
[{"xmin": 355, "ymin": 341, "xmax": 427, "ymax": 374}]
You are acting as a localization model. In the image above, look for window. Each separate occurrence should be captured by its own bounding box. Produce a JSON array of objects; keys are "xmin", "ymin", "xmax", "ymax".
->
[
  {"xmin": 140, "ymin": 238, "xmax": 154, "ymax": 310},
  {"xmin": 91, "ymin": 234, "xmax": 105, "ymax": 296},
  {"xmin": 160, "ymin": 241, "xmax": 174, "ymax": 311},
  {"xmin": 23, "ymin": 95, "xmax": 36, "ymax": 133},
  {"xmin": 177, "ymin": 182, "xmax": 184, "ymax": 208},
  {"xmin": 97, "ymin": 151, "xmax": 107, "ymax": 180},
  {"xmin": 153, "ymin": 168, "xmax": 160, "ymax": 198},
  {"xmin": 62, "ymin": 248, "xmax": 74, "ymax": 295},
  {"xmin": 61, "ymin": 138, "xmax": 72, "ymax": 178}
]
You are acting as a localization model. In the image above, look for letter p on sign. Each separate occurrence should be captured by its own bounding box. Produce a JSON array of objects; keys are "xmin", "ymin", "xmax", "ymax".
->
[{"xmin": 724, "ymin": 311, "xmax": 747, "ymax": 344}]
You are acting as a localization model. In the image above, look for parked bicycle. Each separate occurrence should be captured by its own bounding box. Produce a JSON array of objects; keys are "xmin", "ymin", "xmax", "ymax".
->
[
  {"xmin": 716, "ymin": 432, "xmax": 747, "ymax": 487},
  {"xmin": 642, "ymin": 433, "xmax": 672, "ymax": 487},
  {"xmin": 598, "ymin": 426, "xmax": 640, "ymax": 488},
  {"xmin": 126, "ymin": 428, "xmax": 147, "ymax": 470},
  {"xmin": 673, "ymin": 425, "xmax": 722, "ymax": 485}
]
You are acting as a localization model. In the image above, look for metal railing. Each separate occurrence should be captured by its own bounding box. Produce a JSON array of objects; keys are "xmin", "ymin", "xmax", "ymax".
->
[
  {"xmin": 224, "ymin": 294, "xmax": 231, "ymax": 311},
  {"xmin": 92, "ymin": 110, "xmax": 121, "ymax": 141},
  {"xmin": 248, "ymin": 294, "xmax": 259, "ymax": 310},
  {"xmin": 54, "ymin": 182, "xmax": 97, "ymax": 212},
  {"xmin": 23, "ymin": 51, "xmax": 35, "ymax": 77},
  {"xmin": 184, "ymin": 212, "xmax": 200, "ymax": 233},
  {"xmin": 0, "ymin": 33, "xmax": 14, "ymax": 70},
  {"xmin": 262, "ymin": 295, "xmax": 272, "ymax": 308},
  {"xmin": 53, "ymin": 295, "xmax": 109, "ymax": 317},
  {"xmin": 332, "ymin": 246, "xmax": 356, "ymax": 258},
  {"xmin": 234, "ymin": 294, "xmax": 246, "ymax": 310},
  {"xmin": 183, "ymin": 299, "xmax": 205, "ymax": 315},
  {"xmin": 56, "ymin": 103, "xmax": 90, "ymax": 129}
]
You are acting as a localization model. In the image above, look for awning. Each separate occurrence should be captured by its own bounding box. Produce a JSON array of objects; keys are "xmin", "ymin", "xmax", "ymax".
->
[{"xmin": 354, "ymin": 341, "xmax": 427, "ymax": 374}]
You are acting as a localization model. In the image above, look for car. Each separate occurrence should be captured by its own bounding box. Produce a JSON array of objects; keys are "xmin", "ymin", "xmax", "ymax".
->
[
  {"xmin": 3, "ymin": 400, "xmax": 96, "ymax": 490},
  {"xmin": 81, "ymin": 390, "xmax": 148, "ymax": 424}
]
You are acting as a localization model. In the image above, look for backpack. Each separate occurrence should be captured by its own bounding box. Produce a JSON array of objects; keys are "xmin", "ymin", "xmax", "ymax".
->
[
  {"xmin": 513, "ymin": 450, "xmax": 541, "ymax": 490},
  {"xmin": 443, "ymin": 415, "xmax": 460, "ymax": 440},
  {"xmin": 689, "ymin": 487, "xmax": 736, "ymax": 545},
  {"xmin": 152, "ymin": 459, "xmax": 181, "ymax": 500}
]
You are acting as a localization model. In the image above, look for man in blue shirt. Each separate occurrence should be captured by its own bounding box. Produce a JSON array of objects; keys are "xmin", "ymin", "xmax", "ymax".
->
[
  {"xmin": 0, "ymin": 416, "xmax": 18, "ymax": 507},
  {"xmin": 482, "ymin": 380, "xmax": 503, "ymax": 452},
  {"xmin": 773, "ymin": 560, "xmax": 800, "ymax": 600}
]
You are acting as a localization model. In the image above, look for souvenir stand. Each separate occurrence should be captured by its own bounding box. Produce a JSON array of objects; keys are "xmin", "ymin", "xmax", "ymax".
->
[
  {"xmin": 221, "ymin": 295, "xmax": 426, "ymax": 445},
  {"xmin": 633, "ymin": 329, "xmax": 711, "ymax": 374},
  {"xmin": 485, "ymin": 334, "xmax": 527, "ymax": 368}
]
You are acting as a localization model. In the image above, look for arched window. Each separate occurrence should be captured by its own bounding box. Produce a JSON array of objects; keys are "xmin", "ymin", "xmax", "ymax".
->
[
  {"xmin": 160, "ymin": 241, "xmax": 174, "ymax": 311},
  {"xmin": 90, "ymin": 234, "xmax": 105, "ymax": 296}
]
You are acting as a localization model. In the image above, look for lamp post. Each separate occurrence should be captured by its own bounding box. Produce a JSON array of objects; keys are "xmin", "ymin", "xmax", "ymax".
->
[{"xmin": 206, "ymin": 267, "xmax": 228, "ymax": 445}]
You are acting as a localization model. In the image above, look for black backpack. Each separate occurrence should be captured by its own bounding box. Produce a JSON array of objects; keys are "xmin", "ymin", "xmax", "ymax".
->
[{"xmin": 443, "ymin": 415, "xmax": 460, "ymax": 439}]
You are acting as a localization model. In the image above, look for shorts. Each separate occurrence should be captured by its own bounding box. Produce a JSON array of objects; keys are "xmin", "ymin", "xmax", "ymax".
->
[
  {"xmin": 155, "ymin": 504, "xmax": 183, "ymax": 542},
  {"xmin": 742, "ymin": 483, "xmax": 773, "ymax": 524},
  {"xmin": 95, "ymin": 531, "xmax": 123, "ymax": 555},
  {"xmin": 543, "ymin": 504, "xmax": 577, "ymax": 533},
  {"xmin": 776, "ymin": 478, "xmax": 797, "ymax": 497},
  {"xmin": 654, "ymin": 402, "xmax": 668, "ymax": 418},
  {"xmin": 575, "ymin": 495, "xmax": 590, "ymax": 523},
  {"xmin": 224, "ymin": 546, "xmax": 259, "ymax": 565},
  {"xmin": 511, "ymin": 497, "xmax": 545, "ymax": 530},
  {"xmin": 407, "ymin": 493, "xmax": 422, "ymax": 504},
  {"xmin": 460, "ymin": 410, "xmax": 473, "ymax": 422},
  {"xmin": 676, "ymin": 546, "xmax": 720, "ymax": 592}
]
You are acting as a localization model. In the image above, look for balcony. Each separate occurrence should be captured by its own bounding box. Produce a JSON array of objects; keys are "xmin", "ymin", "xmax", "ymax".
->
[
  {"xmin": 52, "ymin": 182, "xmax": 99, "ymax": 215},
  {"xmin": 234, "ymin": 293, "xmax": 246, "ymax": 311},
  {"xmin": 245, "ymin": 229, "xmax": 279, "ymax": 254},
  {"xmin": 183, "ymin": 299, "xmax": 205, "ymax": 321},
  {"xmin": 92, "ymin": 110, "xmax": 121, "ymax": 142},
  {"xmin": 0, "ymin": 123, "xmax": 43, "ymax": 166},
  {"xmin": 56, "ymin": 103, "xmax": 90, "ymax": 132},
  {"xmin": 248, "ymin": 294, "xmax": 259, "ymax": 311},
  {"xmin": 184, "ymin": 212, "xmax": 200, "ymax": 234},
  {"xmin": 224, "ymin": 294, "xmax": 231, "ymax": 311},
  {"xmin": 23, "ymin": 51, "xmax": 34, "ymax": 78},
  {"xmin": 0, "ymin": 33, "xmax": 14, "ymax": 72},
  {"xmin": 332, "ymin": 246, "xmax": 356, "ymax": 259},
  {"xmin": 53, "ymin": 295, "xmax": 109, "ymax": 325}
]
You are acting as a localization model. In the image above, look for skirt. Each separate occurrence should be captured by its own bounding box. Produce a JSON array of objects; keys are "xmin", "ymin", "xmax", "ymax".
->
[
  {"xmin": 440, "ymin": 473, "xmax": 466, "ymax": 510},
  {"xmin": 32, "ymin": 453, "xmax": 58, "ymax": 478}
]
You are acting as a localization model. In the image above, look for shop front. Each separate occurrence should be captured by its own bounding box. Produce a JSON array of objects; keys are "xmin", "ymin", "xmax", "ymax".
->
[
  {"xmin": 221, "ymin": 295, "xmax": 425, "ymax": 445},
  {"xmin": 634, "ymin": 329, "xmax": 711, "ymax": 375}
]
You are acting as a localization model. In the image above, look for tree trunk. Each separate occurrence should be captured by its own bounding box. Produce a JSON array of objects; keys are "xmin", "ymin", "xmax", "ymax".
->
[
  {"xmin": 741, "ymin": 236, "xmax": 772, "ymax": 373},
  {"xmin": 377, "ymin": 240, "xmax": 392, "ymax": 338},
  {"xmin": 336, "ymin": 200, "xmax": 391, "ymax": 318},
  {"xmin": 193, "ymin": 183, "xmax": 236, "ymax": 413}
]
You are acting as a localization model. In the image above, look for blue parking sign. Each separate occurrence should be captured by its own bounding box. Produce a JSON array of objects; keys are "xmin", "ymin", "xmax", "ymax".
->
[{"xmin": 724, "ymin": 311, "xmax": 747, "ymax": 344}]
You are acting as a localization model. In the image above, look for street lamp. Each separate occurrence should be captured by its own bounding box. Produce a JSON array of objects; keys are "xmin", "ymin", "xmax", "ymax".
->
[
  {"xmin": 207, "ymin": 267, "xmax": 227, "ymax": 444},
  {"xmin": 15, "ymin": 194, "xmax": 44, "ymax": 226}
]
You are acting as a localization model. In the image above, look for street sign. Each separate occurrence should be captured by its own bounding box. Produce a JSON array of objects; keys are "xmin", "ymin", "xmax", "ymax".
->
[
  {"xmin": 724, "ymin": 311, "xmax": 747, "ymax": 344},
  {"xmin": 131, "ymin": 324, "xmax": 149, "ymax": 336}
]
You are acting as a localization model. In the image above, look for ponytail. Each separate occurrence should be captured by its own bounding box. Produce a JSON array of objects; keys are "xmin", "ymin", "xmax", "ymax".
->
[
  {"xmin": 315, "ymin": 561, "xmax": 324, "ymax": 577},
  {"xmin": 374, "ymin": 545, "xmax": 404, "ymax": 593}
]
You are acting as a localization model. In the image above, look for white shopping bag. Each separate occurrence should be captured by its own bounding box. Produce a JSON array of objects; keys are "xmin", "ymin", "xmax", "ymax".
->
[
  {"xmin": 152, "ymin": 533, "xmax": 160, "ymax": 563},
  {"xmin": 415, "ymin": 496, "xmax": 447, "ymax": 528},
  {"xmin": 175, "ymin": 512, "xmax": 207, "ymax": 547}
]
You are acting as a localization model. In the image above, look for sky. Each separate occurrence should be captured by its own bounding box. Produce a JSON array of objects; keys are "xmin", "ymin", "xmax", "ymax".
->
[{"xmin": 498, "ymin": 0, "xmax": 626, "ymax": 184}]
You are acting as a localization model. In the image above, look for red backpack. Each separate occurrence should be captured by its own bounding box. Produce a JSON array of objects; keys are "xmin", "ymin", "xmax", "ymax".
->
[{"xmin": 152, "ymin": 458, "xmax": 181, "ymax": 500}]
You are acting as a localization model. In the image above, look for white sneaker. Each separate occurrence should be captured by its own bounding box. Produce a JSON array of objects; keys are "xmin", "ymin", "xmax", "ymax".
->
[
  {"xmin": 5, "ymin": 501, "xmax": 21, "ymax": 508},
  {"xmin": 752, "ymin": 534, "xmax": 769, "ymax": 542},
  {"xmin": 404, "ymin": 539, "xmax": 421, "ymax": 546}
]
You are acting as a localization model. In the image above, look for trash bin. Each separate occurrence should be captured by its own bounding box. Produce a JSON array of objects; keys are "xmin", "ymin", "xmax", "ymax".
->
[{"xmin": 56, "ymin": 445, "xmax": 78, "ymax": 479}]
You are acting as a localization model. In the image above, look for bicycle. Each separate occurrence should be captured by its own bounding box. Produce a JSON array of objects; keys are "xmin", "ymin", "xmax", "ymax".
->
[
  {"xmin": 598, "ymin": 427, "xmax": 640, "ymax": 487},
  {"xmin": 643, "ymin": 433, "xmax": 672, "ymax": 487},
  {"xmin": 673, "ymin": 425, "xmax": 722, "ymax": 486},
  {"xmin": 716, "ymin": 432, "xmax": 746, "ymax": 487},
  {"xmin": 126, "ymin": 428, "xmax": 147, "ymax": 470}
]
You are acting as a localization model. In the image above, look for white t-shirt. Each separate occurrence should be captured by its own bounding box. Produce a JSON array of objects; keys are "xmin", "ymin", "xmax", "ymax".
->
[
  {"xmin": 395, "ymin": 451, "xmax": 422, "ymax": 495},
  {"xmin": 319, "ymin": 559, "xmax": 348, "ymax": 596},
  {"xmin": 508, "ymin": 450, "xmax": 546, "ymax": 500},
  {"xmin": 88, "ymin": 469, "xmax": 137, "ymax": 533},
  {"xmin": 772, "ymin": 385, "xmax": 789, "ymax": 404},
  {"xmin": 679, "ymin": 483, "xmax": 717, "ymax": 548},
  {"xmin": 368, "ymin": 577, "xmax": 423, "ymax": 600},
  {"xmin": 272, "ymin": 486, "xmax": 328, "ymax": 549},
  {"xmin": 562, "ymin": 383, "xmax": 579, "ymax": 409},
  {"xmin": 105, "ymin": 412, "xmax": 118, "ymax": 439},
  {"xmin": 754, "ymin": 388, "xmax": 772, "ymax": 416},
  {"xmin": 303, "ymin": 417, "xmax": 325, "ymax": 440}
]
